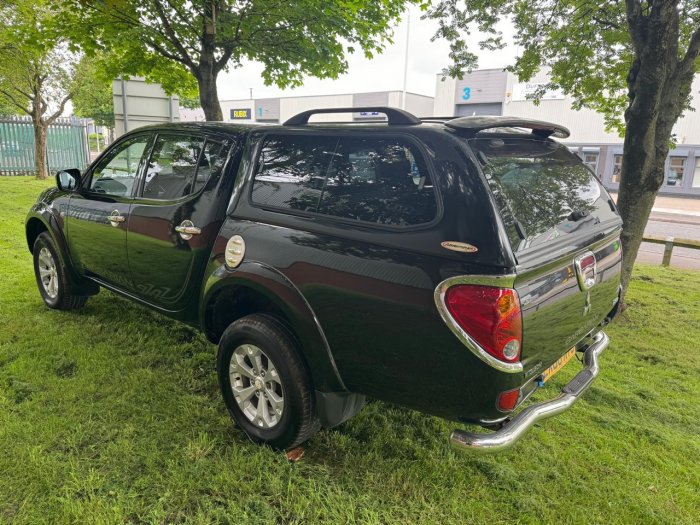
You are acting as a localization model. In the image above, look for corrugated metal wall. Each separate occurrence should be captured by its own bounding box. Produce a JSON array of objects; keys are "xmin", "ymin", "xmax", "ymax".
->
[
  {"xmin": 0, "ymin": 117, "xmax": 89, "ymax": 176},
  {"xmin": 112, "ymin": 78, "xmax": 179, "ymax": 137}
]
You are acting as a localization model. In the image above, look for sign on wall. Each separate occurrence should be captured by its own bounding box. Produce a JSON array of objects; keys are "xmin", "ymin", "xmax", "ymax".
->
[
  {"xmin": 353, "ymin": 92, "xmax": 389, "ymax": 120},
  {"xmin": 230, "ymin": 108, "xmax": 251, "ymax": 120},
  {"xmin": 511, "ymin": 82, "xmax": 565, "ymax": 101},
  {"xmin": 255, "ymin": 99, "xmax": 280, "ymax": 121},
  {"xmin": 453, "ymin": 70, "xmax": 508, "ymax": 105}
]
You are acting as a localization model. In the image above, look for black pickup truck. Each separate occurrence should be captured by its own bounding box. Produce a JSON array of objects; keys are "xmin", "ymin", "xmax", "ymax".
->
[{"xmin": 25, "ymin": 108, "xmax": 622, "ymax": 452}]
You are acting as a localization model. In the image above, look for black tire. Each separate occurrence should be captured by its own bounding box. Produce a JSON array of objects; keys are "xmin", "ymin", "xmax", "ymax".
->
[
  {"xmin": 33, "ymin": 232, "xmax": 89, "ymax": 310},
  {"xmin": 217, "ymin": 314, "xmax": 320, "ymax": 450}
]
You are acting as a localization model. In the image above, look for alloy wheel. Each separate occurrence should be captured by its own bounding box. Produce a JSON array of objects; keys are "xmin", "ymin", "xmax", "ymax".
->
[
  {"xmin": 38, "ymin": 247, "xmax": 59, "ymax": 299},
  {"xmin": 229, "ymin": 344, "xmax": 285, "ymax": 428}
]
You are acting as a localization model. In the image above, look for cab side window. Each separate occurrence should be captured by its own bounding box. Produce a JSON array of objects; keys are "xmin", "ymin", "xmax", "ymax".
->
[
  {"xmin": 319, "ymin": 137, "xmax": 437, "ymax": 226},
  {"xmin": 142, "ymin": 134, "xmax": 205, "ymax": 200},
  {"xmin": 251, "ymin": 134, "xmax": 437, "ymax": 227},
  {"xmin": 90, "ymin": 136, "xmax": 149, "ymax": 197},
  {"xmin": 251, "ymin": 135, "xmax": 338, "ymax": 212}
]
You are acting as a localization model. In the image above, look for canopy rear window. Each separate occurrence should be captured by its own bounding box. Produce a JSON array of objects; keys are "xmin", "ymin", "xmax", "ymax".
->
[{"xmin": 471, "ymin": 137, "xmax": 619, "ymax": 252}]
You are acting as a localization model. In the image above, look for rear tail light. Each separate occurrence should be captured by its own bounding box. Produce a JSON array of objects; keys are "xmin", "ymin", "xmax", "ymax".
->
[{"xmin": 443, "ymin": 285, "xmax": 523, "ymax": 363}]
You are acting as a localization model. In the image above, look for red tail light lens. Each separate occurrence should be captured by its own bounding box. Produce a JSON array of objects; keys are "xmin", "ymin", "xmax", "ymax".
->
[{"xmin": 444, "ymin": 285, "xmax": 523, "ymax": 363}]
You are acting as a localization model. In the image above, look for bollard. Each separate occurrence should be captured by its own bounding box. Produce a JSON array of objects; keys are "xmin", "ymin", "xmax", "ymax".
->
[{"xmin": 662, "ymin": 236, "xmax": 674, "ymax": 267}]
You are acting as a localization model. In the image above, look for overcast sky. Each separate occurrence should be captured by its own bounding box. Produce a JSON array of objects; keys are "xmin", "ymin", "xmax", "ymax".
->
[{"xmin": 217, "ymin": 5, "xmax": 518, "ymax": 101}]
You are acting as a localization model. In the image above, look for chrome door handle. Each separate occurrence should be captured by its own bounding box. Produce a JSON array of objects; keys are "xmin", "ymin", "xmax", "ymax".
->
[
  {"xmin": 175, "ymin": 220, "xmax": 201, "ymax": 240},
  {"xmin": 108, "ymin": 210, "xmax": 126, "ymax": 227}
]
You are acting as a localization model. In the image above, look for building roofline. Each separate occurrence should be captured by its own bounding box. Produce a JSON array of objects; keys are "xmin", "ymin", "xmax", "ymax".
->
[
  {"xmin": 435, "ymin": 68, "xmax": 509, "ymax": 76},
  {"xmin": 219, "ymin": 90, "xmax": 433, "ymax": 104}
]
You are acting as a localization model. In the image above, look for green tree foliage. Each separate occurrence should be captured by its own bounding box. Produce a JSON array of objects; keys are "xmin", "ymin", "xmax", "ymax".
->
[
  {"xmin": 0, "ymin": 97, "xmax": 21, "ymax": 117},
  {"xmin": 72, "ymin": 56, "xmax": 115, "ymax": 128},
  {"xmin": 427, "ymin": 0, "xmax": 700, "ymax": 306},
  {"xmin": 66, "ymin": 0, "xmax": 411, "ymax": 121},
  {"xmin": 0, "ymin": 0, "xmax": 80, "ymax": 179},
  {"xmin": 178, "ymin": 95, "xmax": 202, "ymax": 110}
]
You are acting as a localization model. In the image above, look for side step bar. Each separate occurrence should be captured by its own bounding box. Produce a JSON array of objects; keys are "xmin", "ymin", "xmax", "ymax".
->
[{"xmin": 451, "ymin": 331, "xmax": 609, "ymax": 453}]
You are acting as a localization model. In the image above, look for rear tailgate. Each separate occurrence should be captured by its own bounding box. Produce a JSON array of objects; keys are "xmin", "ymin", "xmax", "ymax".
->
[{"xmin": 470, "ymin": 136, "xmax": 623, "ymax": 379}]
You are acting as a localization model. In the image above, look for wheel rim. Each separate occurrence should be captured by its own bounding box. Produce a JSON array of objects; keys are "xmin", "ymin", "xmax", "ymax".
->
[
  {"xmin": 38, "ymin": 247, "xmax": 59, "ymax": 299},
  {"xmin": 229, "ymin": 344, "xmax": 284, "ymax": 429}
]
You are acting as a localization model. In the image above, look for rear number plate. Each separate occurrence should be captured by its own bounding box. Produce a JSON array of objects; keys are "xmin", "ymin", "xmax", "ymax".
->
[{"xmin": 541, "ymin": 347, "xmax": 576, "ymax": 383}]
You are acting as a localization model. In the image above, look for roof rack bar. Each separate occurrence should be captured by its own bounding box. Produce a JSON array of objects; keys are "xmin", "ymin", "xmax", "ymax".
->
[
  {"xmin": 420, "ymin": 116, "xmax": 458, "ymax": 122},
  {"xmin": 283, "ymin": 107, "xmax": 421, "ymax": 126},
  {"xmin": 444, "ymin": 116, "xmax": 570, "ymax": 139}
]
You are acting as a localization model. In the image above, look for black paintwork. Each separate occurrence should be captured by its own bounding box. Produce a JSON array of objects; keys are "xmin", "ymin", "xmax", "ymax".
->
[{"xmin": 25, "ymin": 118, "xmax": 622, "ymax": 427}]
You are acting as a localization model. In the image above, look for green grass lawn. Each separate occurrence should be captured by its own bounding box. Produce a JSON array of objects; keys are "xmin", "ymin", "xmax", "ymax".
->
[{"xmin": 1, "ymin": 176, "xmax": 699, "ymax": 524}]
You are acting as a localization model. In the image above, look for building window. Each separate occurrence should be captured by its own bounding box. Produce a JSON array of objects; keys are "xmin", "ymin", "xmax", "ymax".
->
[
  {"xmin": 693, "ymin": 157, "xmax": 700, "ymax": 188},
  {"xmin": 582, "ymin": 151, "xmax": 599, "ymax": 174},
  {"xmin": 666, "ymin": 157, "xmax": 685, "ymax": 187},
  {"xmin": 612, "ymin": 154, "xmax": 623, "ymax": 183}
]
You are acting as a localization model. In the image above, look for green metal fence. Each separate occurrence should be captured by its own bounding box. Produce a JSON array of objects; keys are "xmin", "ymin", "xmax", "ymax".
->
[{"xmin": 0, "ymin": 116, "xmax": 89, "ymax": 176}]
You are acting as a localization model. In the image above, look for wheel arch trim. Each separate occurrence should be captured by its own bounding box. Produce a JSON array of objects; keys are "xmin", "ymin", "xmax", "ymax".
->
[
  {"xmin": 200, "ymin": 259, "xmax": 347, "ymax": 393},
  {"xmin": 25, "ymin": 208, "xmax": 98, "ymax": 296}
]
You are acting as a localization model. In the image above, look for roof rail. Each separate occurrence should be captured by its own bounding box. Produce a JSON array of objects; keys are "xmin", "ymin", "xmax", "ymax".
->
[
  {"xmin": 283, "ymin": 107, "xmax": 421, "ymax": 126},
  {"xmin": 445, "ymin": 116, "xmax": 570, "ymax": 139},
  {"xmin": 420, "ymin": 116, "xmax": 458, "ymax": 122}
]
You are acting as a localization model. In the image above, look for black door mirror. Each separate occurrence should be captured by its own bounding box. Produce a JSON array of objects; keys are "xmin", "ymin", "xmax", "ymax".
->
[{"xmin": 56, "ymin": 169, "xmax": 81, "ymax": 191}]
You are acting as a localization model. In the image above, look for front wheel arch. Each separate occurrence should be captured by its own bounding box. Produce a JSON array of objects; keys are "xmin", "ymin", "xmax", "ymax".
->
[
  {"xmin": 26, "ymin": 217, "xmax": 49, "ymax": 254},
  {"xmin": 25, "ymin": 214, "xmax": 99, "ymax": 296}
]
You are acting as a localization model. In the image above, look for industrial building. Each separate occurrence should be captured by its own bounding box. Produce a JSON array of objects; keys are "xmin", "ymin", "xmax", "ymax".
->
[
  {"xmin": 433, "ymin": 68, "xmax": 700, "ymax": 196},
  {"xmin": 180, "ymin": 90, "xmax": 434, "ymax": 124}
]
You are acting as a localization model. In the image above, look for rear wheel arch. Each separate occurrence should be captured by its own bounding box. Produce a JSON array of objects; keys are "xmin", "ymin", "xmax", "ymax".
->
[{"xmin": 202, "ymin": 276, "xmax": 346, "ymax": 393}]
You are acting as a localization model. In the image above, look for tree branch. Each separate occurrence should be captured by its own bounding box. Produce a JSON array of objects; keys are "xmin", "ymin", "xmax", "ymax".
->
[
  {"xmin": 144, "ymin": 37, "xmax": 193, "ymax": 67},
  {"xmin": 215, "ymin": 43, "xmax": 236, "ymax": 73},
  {"xmin": 625, "ymin": 0, "xmax": 645, "ymax": 52},
  {"xmin": 151, "ymin": 0, "xmax": 196, "ymax": 69},
  {"xmin": 679, "ymin": 25, "xmax": 700, "ymax": 76},
  {"xmin": 0, "ymin": 88, "xmax": 31, "ymax": 115},
  {"xmin": 46, "ymin": 93, "xmax": 72, "ymax": 125}
]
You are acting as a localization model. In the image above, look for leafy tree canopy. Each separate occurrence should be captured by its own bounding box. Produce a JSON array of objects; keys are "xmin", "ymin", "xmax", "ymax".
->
[
  {"xmin": 63, "ymin": 0, "xmax": 412, "ymax": 120},
  {"xmin": 72, "ymin": 55, "xmax": 116, "ymax": 127},
  {"xmin": 427, "ymin": 0, "xmax": 700, "ymax": 134}
]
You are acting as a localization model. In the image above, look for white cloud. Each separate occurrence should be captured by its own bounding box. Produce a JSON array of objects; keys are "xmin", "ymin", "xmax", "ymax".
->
[{"xmin": 217, "ymin": 6, "xmax": 517, "ymax": 101}]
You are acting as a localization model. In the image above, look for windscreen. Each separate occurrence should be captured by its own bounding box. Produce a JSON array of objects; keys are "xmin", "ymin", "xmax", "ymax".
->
[{"xmin": 471, "ymin": 137, "xmax": 619, "ymax": 252}]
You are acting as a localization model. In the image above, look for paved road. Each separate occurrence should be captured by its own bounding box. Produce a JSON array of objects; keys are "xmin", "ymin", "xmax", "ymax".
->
[{"xmin": 638, "ymin": 214, "xmax": 700, "ymax": 269}]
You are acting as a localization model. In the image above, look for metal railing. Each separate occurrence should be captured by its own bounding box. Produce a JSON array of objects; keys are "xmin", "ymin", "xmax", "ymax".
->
[
  {"xmin": 642, "ymin": 235, "xmax": 700, "ymax": 266},
  {"xmin": 0, "ymin": 116, "xmax": 90, "ymax": 176}
]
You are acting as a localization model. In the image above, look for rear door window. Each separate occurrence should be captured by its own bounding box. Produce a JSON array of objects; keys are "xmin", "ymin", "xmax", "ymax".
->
[
  {"xmin": 251, "ymin": 134, "xmax": 437, "ymax": 227},
  {"xmin": 471, "ymin": 137, "xmax": 618, "ymax": 252}
]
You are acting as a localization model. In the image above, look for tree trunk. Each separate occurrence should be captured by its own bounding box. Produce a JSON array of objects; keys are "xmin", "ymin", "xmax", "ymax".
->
[
  {"xmin": 196, "ymin": 62, "xmax": 223, "ymax": 121},
  {"xmin": 614, "ymin": 2, "xmax": 699, "ymax": 310},
  {"xmin": 616, "ymin": 154, "xmax": 664, "ymax": 308},
  {"xmin": 33, "ymin": 120, "xmax": 49, "ymax": 180}
]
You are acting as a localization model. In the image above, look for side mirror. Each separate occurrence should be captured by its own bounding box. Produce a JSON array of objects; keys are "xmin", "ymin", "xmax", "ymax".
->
[{"xmin": 56, "ymin": 169, "xmax": 81, "ymax": 191}]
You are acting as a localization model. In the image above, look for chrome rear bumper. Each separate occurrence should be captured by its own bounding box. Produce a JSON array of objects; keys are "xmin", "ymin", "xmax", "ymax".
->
[{"xmin": 450, "ymin": 331, "xmax": 609, "ymax": 453}]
